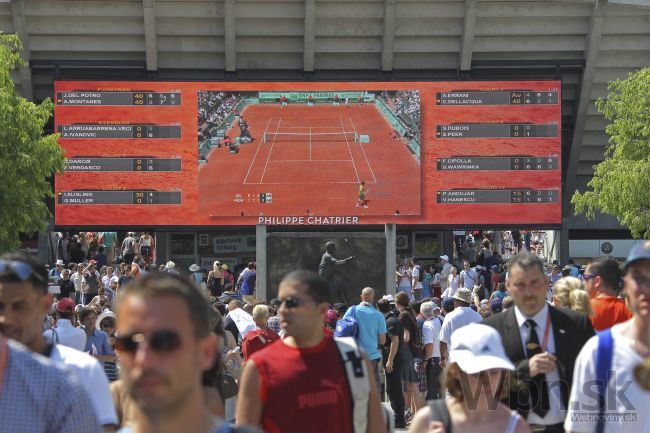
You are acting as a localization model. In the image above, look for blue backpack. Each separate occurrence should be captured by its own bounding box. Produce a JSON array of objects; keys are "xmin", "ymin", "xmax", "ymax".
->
[{"xmin": 334, "ymin": 306, "xmax": 359, "ymax": 339}]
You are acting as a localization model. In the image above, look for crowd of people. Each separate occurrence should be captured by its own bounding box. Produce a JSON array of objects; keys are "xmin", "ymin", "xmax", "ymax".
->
[
  {"xmin": 198, "ymin": 91, "xmax": 242, "ymax": 141},
  {"xmin": 392, "ymin": 90, "xmax": 421, "ymax": 126},
  {"xmin": 1, "ymin": 239, "xmax": 648, "ymax": 433}
]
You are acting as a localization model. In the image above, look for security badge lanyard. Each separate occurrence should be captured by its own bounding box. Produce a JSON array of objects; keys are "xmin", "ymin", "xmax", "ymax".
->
[{"xmin": 526, "ymin": 313, "xmax": 552, "ymax": 353}]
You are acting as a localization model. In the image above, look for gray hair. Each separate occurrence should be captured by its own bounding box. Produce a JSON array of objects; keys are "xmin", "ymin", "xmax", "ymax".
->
[{"xmin": 420, "ymin": 301, "xmax": 435, "ymax": 318}]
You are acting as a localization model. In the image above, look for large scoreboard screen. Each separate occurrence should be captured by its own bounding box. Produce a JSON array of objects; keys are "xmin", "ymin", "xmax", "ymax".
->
[{"xmin": 54, "ymin": 81, "xmax": 561, "ymax": 227}]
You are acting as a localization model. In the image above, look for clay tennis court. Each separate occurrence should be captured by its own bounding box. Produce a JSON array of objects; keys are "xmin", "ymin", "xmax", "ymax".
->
[{"xmin": 199, "ymin": 103, "xmax": 420, "ymax": 217}]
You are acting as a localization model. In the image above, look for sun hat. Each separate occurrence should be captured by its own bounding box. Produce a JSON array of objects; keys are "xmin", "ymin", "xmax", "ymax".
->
[
  {"xmin": 55, "ymin": 260, "xmax": 64, "ymax": 266},
  {"xmin": 452, "ymin": 288, "xmax": 472, "ymax": 304},
  {"xmin": 448, "ymin": 323, "xmax": 515, "ymax": 374},
  {"xmin": 95, "ymin": 311, "xmax": 116, "ymax": 331},
  {"xmin": 189, "ymin": 264, "xmax": 200, "ymax": 272},
  {"xmin": 382, "ymin": 294, "xmax": 395, "ymax": 302}
]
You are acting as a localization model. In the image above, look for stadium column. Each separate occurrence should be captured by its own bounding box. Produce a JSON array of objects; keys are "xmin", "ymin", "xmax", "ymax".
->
[
  {"xmin": 10, "ymin": 0, "xmax": 33, "ymax": 100},
  {"xmin": 459, "ymin": 0, "xmax": 478, "ymax": 72},
  {"xmin": 381, "ymin": 0, "xmax": 397, "ymax": 72},
  {"xmin": 303, "ymin": 0, "xmax": 316, "ymax": 72},
  {"xmin": 562, "ymin": 0, "xmax": 608, "ymax": 263},
  {"xmin": 143, "ymin": 0, "xmax": 158, "ymax": 71},
  {"xmin": 385, "ymin": 224, "xmax": 397, "ymax": 295},
  {"xmin": 256, "ymin": 224, "xmax": 267, "ymax": 301},
  {"xmin": 225, "ymin": 0, "xmax": 237, "ymax": 72}
]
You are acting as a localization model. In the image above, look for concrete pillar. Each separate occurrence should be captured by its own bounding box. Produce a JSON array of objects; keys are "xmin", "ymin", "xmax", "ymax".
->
[
  {"xmin": 143, "ymin": 0, "xmax": 158, "ymax": 71},
  {"xmin": 381, "ymin": 0, "xmax": 397, "ymax": 72},
  {"xmin": 560, "ymin": 220, "xmax": 570, "ymax": 263},
  {"xmin": 10, "ymin": 0, "xmax": 33, "ymax": 100},
  {"xmin": 256, "ymin": 224, "xmax": 267, "ymax": 301},
  {"xmin": 224, "ymin": 0, "xmax": 237, "ymax": 72},
  {"xmin": 385, "ymin": 223, "xmax": 396, "ymax": 295},
  {"xmin": 303, "ymin": 0, "xmax": 316, "ymax": 72}
]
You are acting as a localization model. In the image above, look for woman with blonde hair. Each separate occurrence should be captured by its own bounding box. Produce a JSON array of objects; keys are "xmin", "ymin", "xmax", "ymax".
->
[
  {"xmin": 207, "ymin": 260, "xmax": 224, "ymax": 297},
  {"xmin": 552, "ymin": 276, "xmax": 593, "ymax": 317}
]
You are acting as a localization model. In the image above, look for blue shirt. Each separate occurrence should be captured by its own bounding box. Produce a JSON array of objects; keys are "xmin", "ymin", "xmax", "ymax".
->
[
  {"xmin": 85, "ymin": 329, "xmax": 113, "ymax": 365},
  {"xmin": 0, "ymin": 338, "xmax": 101, "ymax": 433},
  {"xmin": 344, "ymin": 303, "xmax": 386, "ymax": 361}
]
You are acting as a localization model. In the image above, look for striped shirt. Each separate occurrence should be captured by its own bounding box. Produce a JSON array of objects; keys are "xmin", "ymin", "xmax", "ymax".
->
[{"xmin": 0, "ymin": 338, "xmax": 101, "ymax": 433}]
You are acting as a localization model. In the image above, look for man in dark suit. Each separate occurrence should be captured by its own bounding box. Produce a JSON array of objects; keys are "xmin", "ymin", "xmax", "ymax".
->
[{"xmin": 483, "ymin": 252, "xmax": 594, "ymax": 433}]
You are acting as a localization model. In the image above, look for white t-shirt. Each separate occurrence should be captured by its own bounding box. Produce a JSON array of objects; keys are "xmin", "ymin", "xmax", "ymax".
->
[
  {"xmin": 565, "ymin": 322, "xmax": 650, "ymax": 433},
  {"xmin": 50, "ymin": 344, "xmax": 118, "ymax": 426},
  {"xmin": 422, "ymin": 316, "xmax": 442, "ymax": 358},
  {"xmin": 443, "ymin": 275, "xmax": 460, "ymax": 298},
  {"xmin": 71, "ymin": 271, "xmax": 84, "ymax": 292},
  {"xmin": 439, "ymin": 306, "xmax": 482, "ymax": 344},
  {"xmin": 460, "ymin": 268, "xmax": 478, "ymax": 289},
  {"xmin": 412, "ymin": 265, "xmax": 423, "ymax": 289}
]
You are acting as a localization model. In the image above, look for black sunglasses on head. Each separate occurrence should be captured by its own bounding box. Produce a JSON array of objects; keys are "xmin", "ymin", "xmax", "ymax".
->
[
  {"xmin": 114, "ymin": 330, "xmax": 182, "ymax": 354},
  {"xmin": 278, "ymin": 296, "xmax": 315, "ymax": 309},
  {"xmin": 0, "ymin": 259, "xmax": 47, "ymax": 283}
]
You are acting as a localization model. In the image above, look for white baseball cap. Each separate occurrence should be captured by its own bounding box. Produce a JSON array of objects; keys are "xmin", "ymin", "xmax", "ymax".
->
[
  {"xmin": 449, "ymin": 324, "xmax": 515, "ymax": 374},
  {"xmin": 440, "ymin": 255, "xmax": 449, "ymax": 262}
]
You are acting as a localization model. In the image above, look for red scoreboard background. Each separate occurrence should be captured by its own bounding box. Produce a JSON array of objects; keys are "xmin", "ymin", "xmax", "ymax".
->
[{"xmin": 54, "ymin": 81, "xmax": 561, "ymax": 227}]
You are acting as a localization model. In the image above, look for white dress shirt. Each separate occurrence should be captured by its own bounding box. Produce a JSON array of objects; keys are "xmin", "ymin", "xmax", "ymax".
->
[
  {"xmin": 43, "ymin": 319, "xmax": 86, "ymax": 352},
  {"xmin": 514, "ymin": 304, "xmax": 566, "ymax": 425}
]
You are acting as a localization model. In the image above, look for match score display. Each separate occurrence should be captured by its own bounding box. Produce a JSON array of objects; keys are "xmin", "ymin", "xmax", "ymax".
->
[{"xmin": 54, "ymin": 81, "xmax": 561, "ymax": 227}]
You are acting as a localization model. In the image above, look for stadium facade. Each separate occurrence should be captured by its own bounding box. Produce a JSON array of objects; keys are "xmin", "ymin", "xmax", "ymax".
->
[{"xmin": 3, "ymin": 0, "xmax": 649, "ymax": 295}]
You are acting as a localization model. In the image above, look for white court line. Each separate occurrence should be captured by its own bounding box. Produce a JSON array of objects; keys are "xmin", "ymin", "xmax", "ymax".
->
[
  {"xmin": 349, "ymin": 115, "xmax": 377, "ymax": 183},
  {"xmin": 269, "ymin": 159, "xmax": 353, "ymax": 163},
  {"xmin": 259, "ymin": 117, "xmax": 282, "ymax": 184},
  {"xmin": 309, "ymin": 127, "xmax": 312, "ymax": 161},
  {"xmin": 340, "ymin": 116, "xmax": 360, "ymax": 183},
  {"xmin": 251, "ymin": 181, "xmax": 375, "ymax": 185},
  {"xmin": 243, "ymin": 116, "xmax": 273, "ymax": 184}
]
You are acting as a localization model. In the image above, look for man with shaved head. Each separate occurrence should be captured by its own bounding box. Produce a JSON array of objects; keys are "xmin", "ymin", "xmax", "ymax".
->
[{"xmin": 342, "ymin": 286, "xmax": 387, "ymax": 388}]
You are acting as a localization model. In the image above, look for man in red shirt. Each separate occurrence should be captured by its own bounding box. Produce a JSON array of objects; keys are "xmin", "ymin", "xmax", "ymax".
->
[
  {"xmin": 584, "ymin": 256, "xmax": 632, "ymax": 330},
  {"xmin": 236, "ymin": 270, "xmax": 386, "ymax": 433},
  {"xmin": 241, "ymin": 304, "xmax": 280, "ymax": 359}
]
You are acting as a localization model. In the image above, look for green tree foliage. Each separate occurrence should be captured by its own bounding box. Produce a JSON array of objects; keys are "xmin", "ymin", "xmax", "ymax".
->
[
  {"xmin": 0, "ymin": 34, "xmax": 65, "ymax": 252},
  {"xmin": 572, "ymin": 67, "xmax": 650, "ymax": 239}
]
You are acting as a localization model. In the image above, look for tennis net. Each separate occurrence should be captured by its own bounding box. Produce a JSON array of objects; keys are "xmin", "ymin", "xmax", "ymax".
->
[{"xmin": 263, "ymin": 131, "xmax": 358, "ymax": 143}]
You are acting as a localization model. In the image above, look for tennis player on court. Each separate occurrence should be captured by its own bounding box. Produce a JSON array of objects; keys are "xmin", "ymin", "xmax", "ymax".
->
[{"xmin": 356, "ymin": 181, "xmax": 368, "ymax": 208}]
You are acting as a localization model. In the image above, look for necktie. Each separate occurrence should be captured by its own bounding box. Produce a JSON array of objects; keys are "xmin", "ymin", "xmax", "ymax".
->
[{"xmin": 525, "ymin": 319, "xmax": 550, "ymax": 418}]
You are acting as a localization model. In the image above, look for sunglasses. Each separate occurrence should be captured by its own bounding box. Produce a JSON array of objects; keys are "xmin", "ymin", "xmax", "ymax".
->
[
  {"xmin": 0, "ymin": 260, "xmax": 46, "ymax": 283},
  {"xmin": 101, "ymin": 320, "xmax": 115, "ymax": 329},
  {"xmin": 278, "ymin": 296, "xmax": 315, "ymax": 309},
  {"xmin": 114, "ymin": 330, "xmax": 182, "ymax": 354},
  {"xmin": 583, "ymin": 273, "xmax": 598, "ymax": 281}
]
